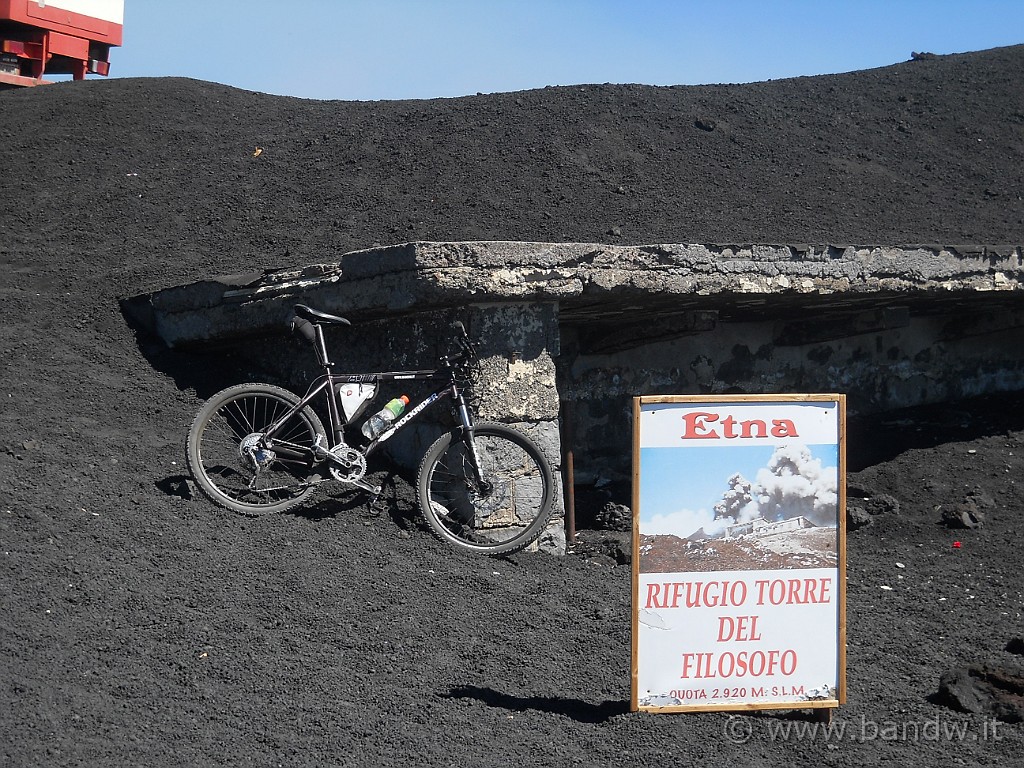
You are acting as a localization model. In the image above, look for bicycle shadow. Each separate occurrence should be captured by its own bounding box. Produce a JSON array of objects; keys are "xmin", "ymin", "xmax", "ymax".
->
[
  {"xmin": 290, "ymin": 468, "xmax": 423, "ymax": 533},
  {"xmin": 445, "ymin": 684, "xmax": 629, "ymax": 724},
  {"xmin": 154, "ymin": 460, "xmax": 429, "ymax": 535}
]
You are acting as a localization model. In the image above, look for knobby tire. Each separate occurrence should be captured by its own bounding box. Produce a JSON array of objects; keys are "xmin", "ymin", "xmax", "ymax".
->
[
  {"xmin": 416, "ymin": 422, "xmax": 554, "ymax": 555},
  {"xmin": 186, "ymin": 383, "xmax": 327, "ymax": 516}
]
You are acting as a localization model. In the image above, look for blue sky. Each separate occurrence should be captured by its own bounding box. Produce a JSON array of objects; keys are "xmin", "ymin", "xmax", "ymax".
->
[{"xmin": 99, "ymin": 0, "xmax": 1024, "ymax": 101}]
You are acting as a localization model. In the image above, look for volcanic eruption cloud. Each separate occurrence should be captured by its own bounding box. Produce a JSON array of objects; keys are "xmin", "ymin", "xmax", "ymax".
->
[{"xmin": 713, "ymin": 445, "xmax": 838, "ymax": 528}]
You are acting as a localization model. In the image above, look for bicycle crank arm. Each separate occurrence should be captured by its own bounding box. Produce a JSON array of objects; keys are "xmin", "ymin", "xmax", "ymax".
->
[{"xmin": 346, "ymin": 478, "xmax": 382, "ymax": 494}]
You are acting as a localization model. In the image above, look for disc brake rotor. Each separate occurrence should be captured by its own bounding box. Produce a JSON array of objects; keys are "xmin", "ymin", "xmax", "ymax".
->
[{"xmin": 239, "ymin": 433, "xmax": 276, "ymax": 472}]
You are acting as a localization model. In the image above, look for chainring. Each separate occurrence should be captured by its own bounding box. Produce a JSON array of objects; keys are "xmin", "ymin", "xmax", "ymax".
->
[{"xmin": 327, "ymin": 444, "xmax": 368, "ymax": 483}]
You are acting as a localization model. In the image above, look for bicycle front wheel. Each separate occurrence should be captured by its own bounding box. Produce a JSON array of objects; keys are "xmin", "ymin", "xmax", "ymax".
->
[
  {"xmin": 416, "ymin": 422, "xmax": 554, "ymax": 555},
  {"xmin": 186, "ymin": 383, "xmax": 327, "ymax": 516}
]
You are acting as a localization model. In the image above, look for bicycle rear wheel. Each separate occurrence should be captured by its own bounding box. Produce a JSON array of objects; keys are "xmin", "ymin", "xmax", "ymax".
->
[
  {"xmin": 186, "ymin": 383, "xmax": 327, "ymax": 516},
  {"xmin": 416, "ymin": 422, "xmax": 554, "ymax": 555}
]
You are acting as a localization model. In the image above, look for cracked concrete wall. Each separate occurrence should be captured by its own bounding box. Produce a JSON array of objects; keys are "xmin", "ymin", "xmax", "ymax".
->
[
  {"xmin": 133, "ymin": 241, "xmax": 1024, "ymax": 348},
  {"xmin": 561, "ymin": 304, "xmax": 1024, "ymax": 485}
]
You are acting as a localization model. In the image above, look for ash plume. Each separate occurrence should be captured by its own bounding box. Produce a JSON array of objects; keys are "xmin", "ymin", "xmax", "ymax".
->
[{"xmin": 713, "ymin": 444, "xmax": 838, "ymax": 527}]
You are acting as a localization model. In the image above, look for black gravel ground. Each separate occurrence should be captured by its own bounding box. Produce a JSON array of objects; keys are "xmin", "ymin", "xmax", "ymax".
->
[{"xmin": 1, "ymin": 45, "xmax": 1023, "ymax": 767}]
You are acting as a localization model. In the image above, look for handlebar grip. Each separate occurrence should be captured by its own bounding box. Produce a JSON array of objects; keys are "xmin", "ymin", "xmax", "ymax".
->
[
  {"xmin": 452, "ymin": 320, "xmax": 477, "ymax": 357},
  {"xmin": 290, "ymin": 316, "xmax": 317, "ymax": 343}
]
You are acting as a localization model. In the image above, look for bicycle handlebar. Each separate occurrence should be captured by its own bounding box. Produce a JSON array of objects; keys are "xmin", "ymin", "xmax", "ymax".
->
[{"xmin": 451, "ymin": 320, "xmax": 477, "ymax": 358}]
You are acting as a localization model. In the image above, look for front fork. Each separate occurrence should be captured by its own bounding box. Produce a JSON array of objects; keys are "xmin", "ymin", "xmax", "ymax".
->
[{"xmin": 454, "ymin": 390, "xmax": 491, "ymax": 494}]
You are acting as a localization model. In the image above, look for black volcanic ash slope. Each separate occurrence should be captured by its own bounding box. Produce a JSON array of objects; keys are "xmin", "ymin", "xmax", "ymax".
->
[{"xmin": 0, "ymin": 45, "xmax": 1022, "ymax": 768}]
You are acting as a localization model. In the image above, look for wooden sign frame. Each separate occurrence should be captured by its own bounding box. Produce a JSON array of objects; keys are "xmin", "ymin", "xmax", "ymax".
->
[{"xmin": 631, "ymin": 394, "xmax": 847, "ymax": 713}]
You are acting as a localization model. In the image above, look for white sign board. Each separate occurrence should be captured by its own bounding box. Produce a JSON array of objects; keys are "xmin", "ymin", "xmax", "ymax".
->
[{"xmin": 631, "ymin": 395, "xmax": 846, "ymax": 712}]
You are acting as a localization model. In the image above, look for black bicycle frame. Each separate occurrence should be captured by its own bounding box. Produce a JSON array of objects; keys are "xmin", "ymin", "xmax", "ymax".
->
[
  {"xmin": 260, "ymin": 361, "xmax": 475, "ymax": 463},
  {"xmin": 256, "ymin": 309, "xmax": 484, "ymax": 489}
]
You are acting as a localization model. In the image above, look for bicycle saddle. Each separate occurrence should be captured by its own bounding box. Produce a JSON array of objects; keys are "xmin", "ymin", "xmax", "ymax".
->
[{"xmin": 294, "ymin": 304, "xmax": 351, "ymax": 326}]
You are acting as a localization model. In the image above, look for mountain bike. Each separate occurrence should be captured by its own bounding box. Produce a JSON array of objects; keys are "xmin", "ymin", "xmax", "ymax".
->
[{"xmin": 185, "ymin": 304, "xmax": 555, "ymax": 556}]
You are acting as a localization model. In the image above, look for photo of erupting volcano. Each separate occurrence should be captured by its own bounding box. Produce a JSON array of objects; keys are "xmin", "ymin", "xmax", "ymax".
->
[{"xmin": 636, "ymin": 400, "xmax": 844, "ymax": 574}]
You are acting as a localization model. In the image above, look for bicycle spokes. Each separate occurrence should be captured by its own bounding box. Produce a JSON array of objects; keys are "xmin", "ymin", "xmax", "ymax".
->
[
  {"xmin": 418, "ymin": 424, "xmax": 554, "ymax": 554},
  {"xmin": 188, "ymin": 386, "xmax": 326, "ymax": 516}
]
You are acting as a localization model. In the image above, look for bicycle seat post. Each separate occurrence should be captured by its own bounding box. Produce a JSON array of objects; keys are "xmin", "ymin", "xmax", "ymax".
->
[{"xmin": 313, "ymin": 323, "xmax": 333, "ymax": 369}]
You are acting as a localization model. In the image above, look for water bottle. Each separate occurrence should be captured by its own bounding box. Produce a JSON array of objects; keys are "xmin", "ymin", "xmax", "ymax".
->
[{"xmin": 361, "ymin": 395, "xmax": 410, "ymax": 439}]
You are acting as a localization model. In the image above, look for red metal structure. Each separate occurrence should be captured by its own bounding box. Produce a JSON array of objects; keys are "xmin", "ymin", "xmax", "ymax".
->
[{"xmin": 0, "ymin": 0, "xmax": 122, "ymax": 87}]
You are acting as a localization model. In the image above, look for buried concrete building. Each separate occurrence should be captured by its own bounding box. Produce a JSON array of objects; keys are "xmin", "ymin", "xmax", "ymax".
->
[{"xmin": 126, "ymin": 239, "xmax": 1024, "ymax": 552}]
